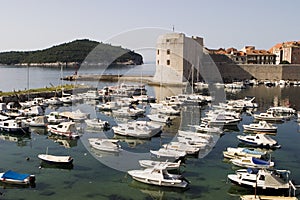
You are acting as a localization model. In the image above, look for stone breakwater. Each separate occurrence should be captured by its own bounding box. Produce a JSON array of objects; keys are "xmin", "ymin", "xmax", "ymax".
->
[
  {"xmin": 63, "ymin": 74, "xmax": 154, "ymax": 82},
  {"xmin": 0, "ymin": 86, "xmax": 95, "ymax": 103}
]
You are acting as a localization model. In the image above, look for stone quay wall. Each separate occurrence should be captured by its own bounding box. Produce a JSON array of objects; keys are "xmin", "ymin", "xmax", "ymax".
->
[{"xmin": 214, "ymin": 63, "xmax": 300, "ymax": 82}]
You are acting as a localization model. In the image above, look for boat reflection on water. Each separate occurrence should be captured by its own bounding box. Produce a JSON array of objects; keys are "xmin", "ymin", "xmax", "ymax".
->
[
  {"xmin": 39, "ymin": 161, "xmax": 74, "ymax": 170},
  {"xmin": 30, "ymin": 127, "xmax": 48, "ymax": 135},
  {"xmin": 128, "ymin": 178, "xmax": 188, "ymax": 200},
  {"xmin": 0, "ymin": 133, "xmax": 31, "ymax": 147},
  {"xmin": 227, "ymin": 184, "xmax": 252, "ymax": 197},
  {"xmin": 47, "ymin": 135, "xmax": 78, "ymax": 148},
  {"xmin": 227, "ymin": 184, "xmax": 291, "ymax": 198},
  {"xmin": 0, "ymin": 181, "xmax": 35, "ymax": 189},
  {"xmin": 113, "ymin": 135, "xmax": 148, "ymax": 148},
  {"xmin": 90, "ymin": 148, "xmax": 120, "ymax": 158}
]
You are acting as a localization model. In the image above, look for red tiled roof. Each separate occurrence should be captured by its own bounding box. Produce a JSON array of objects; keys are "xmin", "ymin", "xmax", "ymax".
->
[{"xmin": 269, "ymin": 41, "xmax": 300, "ymax": 52}]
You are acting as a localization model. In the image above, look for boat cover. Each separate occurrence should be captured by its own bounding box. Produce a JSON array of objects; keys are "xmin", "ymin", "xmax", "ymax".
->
[
  {"xmin": 247, "ymin": 168, "xmax": 258, "ymax": 174},
  {"xmin": 252, "ymin": 158, "xmax": 269, "ymax": 165},
  {"xmin": 1, "ymin": 170, "xmax": 29, "ymax": 180},
  {"xmin": 242, "ymin": 148, "xmax": 263, "ymax": 155}
]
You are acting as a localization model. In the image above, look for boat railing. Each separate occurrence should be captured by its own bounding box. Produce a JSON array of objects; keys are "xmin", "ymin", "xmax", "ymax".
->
[{"xmin": 289, "ymin": 180, "xmax": 298, "ymax": 197}]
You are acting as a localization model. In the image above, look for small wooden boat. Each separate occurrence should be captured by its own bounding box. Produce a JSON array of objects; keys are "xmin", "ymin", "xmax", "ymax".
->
[
  {"xmin": 38, "ymin": 154, "xmax": 73, "ymax": 164},
  {"xmin": 0, "ymin": 170, "xmax": 35, "ymax": 186}
]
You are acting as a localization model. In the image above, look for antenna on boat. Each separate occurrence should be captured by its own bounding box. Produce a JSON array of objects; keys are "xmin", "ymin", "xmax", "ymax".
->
[
  {"xmin": 27, "ymin": 63, "xmax": 30, "ymax": 101},
  {"xmin": 46, "ymin": 146, "xmax": 49, "ymax": 155}
]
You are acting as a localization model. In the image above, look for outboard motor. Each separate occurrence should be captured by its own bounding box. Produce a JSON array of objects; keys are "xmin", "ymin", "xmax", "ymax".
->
[{"xmin": 29, "ymin": 175, "xmax": 36, "ymax": 187}]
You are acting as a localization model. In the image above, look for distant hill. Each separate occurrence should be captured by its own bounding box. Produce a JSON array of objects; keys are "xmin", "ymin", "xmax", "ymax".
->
[{"xmin": 0, "ymin": 39, "xmax": 143, "ymax": 66}]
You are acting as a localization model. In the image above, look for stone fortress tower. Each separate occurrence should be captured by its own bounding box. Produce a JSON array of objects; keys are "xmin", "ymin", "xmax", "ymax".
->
[{"xmin": 153, "ymin": 33, "xmax": 204, "ymax": 85}]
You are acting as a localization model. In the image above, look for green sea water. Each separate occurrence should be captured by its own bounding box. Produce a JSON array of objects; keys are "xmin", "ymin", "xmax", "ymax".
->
[{"xmin": 0, "ymin": 85, "xmax": 300, "ymax": 200}]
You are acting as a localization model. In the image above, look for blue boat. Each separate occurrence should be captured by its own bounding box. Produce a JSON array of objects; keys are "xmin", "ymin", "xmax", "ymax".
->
[
  {"xmin": 0, "ymin": 170, "xmax": 35, "ymax": 186},
  {"xmin": 231, "ymin": 157, "xmax": 274, "ymax": 168}
]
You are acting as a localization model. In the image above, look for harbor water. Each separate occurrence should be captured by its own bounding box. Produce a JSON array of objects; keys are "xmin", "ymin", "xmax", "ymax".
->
[{"xmin": 0, "ymin": 64, "xmax": 300, "ymax": 200}]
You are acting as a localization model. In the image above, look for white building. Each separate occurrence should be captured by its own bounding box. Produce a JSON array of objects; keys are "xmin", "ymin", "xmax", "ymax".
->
[{"xmin": 153, "ymin": 33, "xmax": 204, "ymax": 85}]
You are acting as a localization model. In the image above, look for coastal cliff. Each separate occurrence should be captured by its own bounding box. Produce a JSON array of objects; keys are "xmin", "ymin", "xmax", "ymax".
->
[{"xmin": 0, "ymin": 39, "xmax": 143, "ymax": 66}]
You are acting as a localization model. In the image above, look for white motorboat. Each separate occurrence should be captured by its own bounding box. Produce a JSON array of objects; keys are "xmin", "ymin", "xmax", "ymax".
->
[
  {"xmin": 194, "ymin": 82, "xmax": 209, "ymax": 89},
  {"xmin": 19, "ymin": 105, "xmax": 44, "ymax": 116},
  {"xmin": 112, "ymin": 106, "xmax": 145, "ymax": 117},
  {"xmin": 59, "ymin": 96, "xmax": 73, "ymax": 104},
  {"xmin": 191, "ymin": 123, "xmax": 223, "ymax": 134},
  {"xmin": 203, "ymin": 114, "xmax": 241, "ymax": 126},
  {"xmin": 88, "ymin": 138, "xmax": 121, "ymax": 152},
  {"xmin": 150, "ymin": 148, "xmax": 186, "ymax": 160},
  {"xmin": 23, "ymin": 116, "xmax": 48, "ymax": 127},
  {"xmin": 20, "ymin": 97, "xmax": 47, "ymax": 108},
  {"xmin": 243, "ymin": 121, "xmax": 277, "ymax": 133},
  {"xmin": 227, "ymin": 97, "xmax": 258, "ymax": 109},
  {"xmin": 85, "ymin": 118, "xmax": 109, "ymax": 129},
  {"xmin": 46, "ymin": 112, "xmax": 68, "ymax": 124},
  {"xmin": 38, "ymin": 154, "xmax": 73, "ymax": 164},
  {"xmin": 162, "ymin": 142, "xmax": 200, "ymax": 155},
  {"xmin": 82, "ymin": 90, "xmax": 99, "ymax": 99},
  {"xmin": 47, "ymin": 121, "xmax": 79, "ymax": 138},
  {"xmin": 45, "ymin": 97, "xmax": 63, "ymax": 105},
  {"xmin": 128, "ymin": 164, "xmax": 188, "ymax": 188},
  {"xmin": 138, "ymin": 160, "xmax": 181, "ymax": 170},
  {"xmin": 178, "ymin": 130, "xmax": 213, "ymax": 141},
  {"xmin": 231, "ymin": 157, "xmax": 274, "ymax": 169},
  {"xmin": 253, "ymin": 111, "xmax": 285, "ymax": 122},
  {"xmin": 237, "ymin": 134, "xmax": 280, "ymax": 148},
  {"xmin": 177, "ymin": 136, "xmax": 210, "ymax": 147},
  {"xmin": 158, "ymin": 106, "xmax": 180, "ymax": 115},
  {"xmin": 132, "ymin": 95, "xmax": 156, "ymax": 102},
  {"xmin": 60, "ymin": 110, "xmax": 90, "ymax": 121},
  {"xmin": 0, "ymin": 170, "xmax": 35, "ymax": 186},
  {"xmin": 112, "ymin": 121, "xmax": 161, "ymax": 139},
  {"xmin": 177, "ymin": 137, "xmax": 208, "ymax": 149},
  {"xmin": 240, "ymin": 195, "xmax": 298, "ymax": 200},
  {"xmin": 228, "ymin": 168, "xmax": 292, "ymax": 190},
  {"xmin": 206, "ymin": 109, "xmax": 241, "ymax": 120},
  {"xmin": 223, "ymin": 147, "xmax": 266, "ymax": 159},
  {"xmin": 147, "ymin": 114, "xmax": 173, "ymax": 124},
  {"xmin": 96, "ymin": 101, "xmax": 119, "ymax": 111},
  {"xmin": 267, "ymin": 106, "xmax": 296, "ymax": 114},
  {"xmin": 0, "ymin": 119, "xmax": 30, "ymax": 134},
  {"xmin": 149, "ymin": 103, "xmax": 164, "ymax": 109}
]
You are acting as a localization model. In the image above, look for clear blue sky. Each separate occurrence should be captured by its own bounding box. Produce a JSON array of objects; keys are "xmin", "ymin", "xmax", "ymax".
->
[{"xmin": 1, "ymin": 0, "xmax": 299, "ymax": 53}]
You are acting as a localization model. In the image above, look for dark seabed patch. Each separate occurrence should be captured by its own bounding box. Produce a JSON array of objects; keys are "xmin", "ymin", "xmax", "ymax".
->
[{"xmin": 39, "ymin": 190, "xmax": 56, "ymax": 196}]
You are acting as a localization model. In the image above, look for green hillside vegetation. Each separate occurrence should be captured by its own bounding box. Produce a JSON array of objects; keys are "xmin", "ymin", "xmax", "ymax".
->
[{"xmin": 0, "ymin": 39, "xmax": 143, "ymax": 65}]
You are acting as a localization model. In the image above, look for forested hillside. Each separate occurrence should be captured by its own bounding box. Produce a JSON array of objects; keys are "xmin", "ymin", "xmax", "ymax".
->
[{"xmin": 0, "ymin": 39, "xmax": 143, "ymax": 65}]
